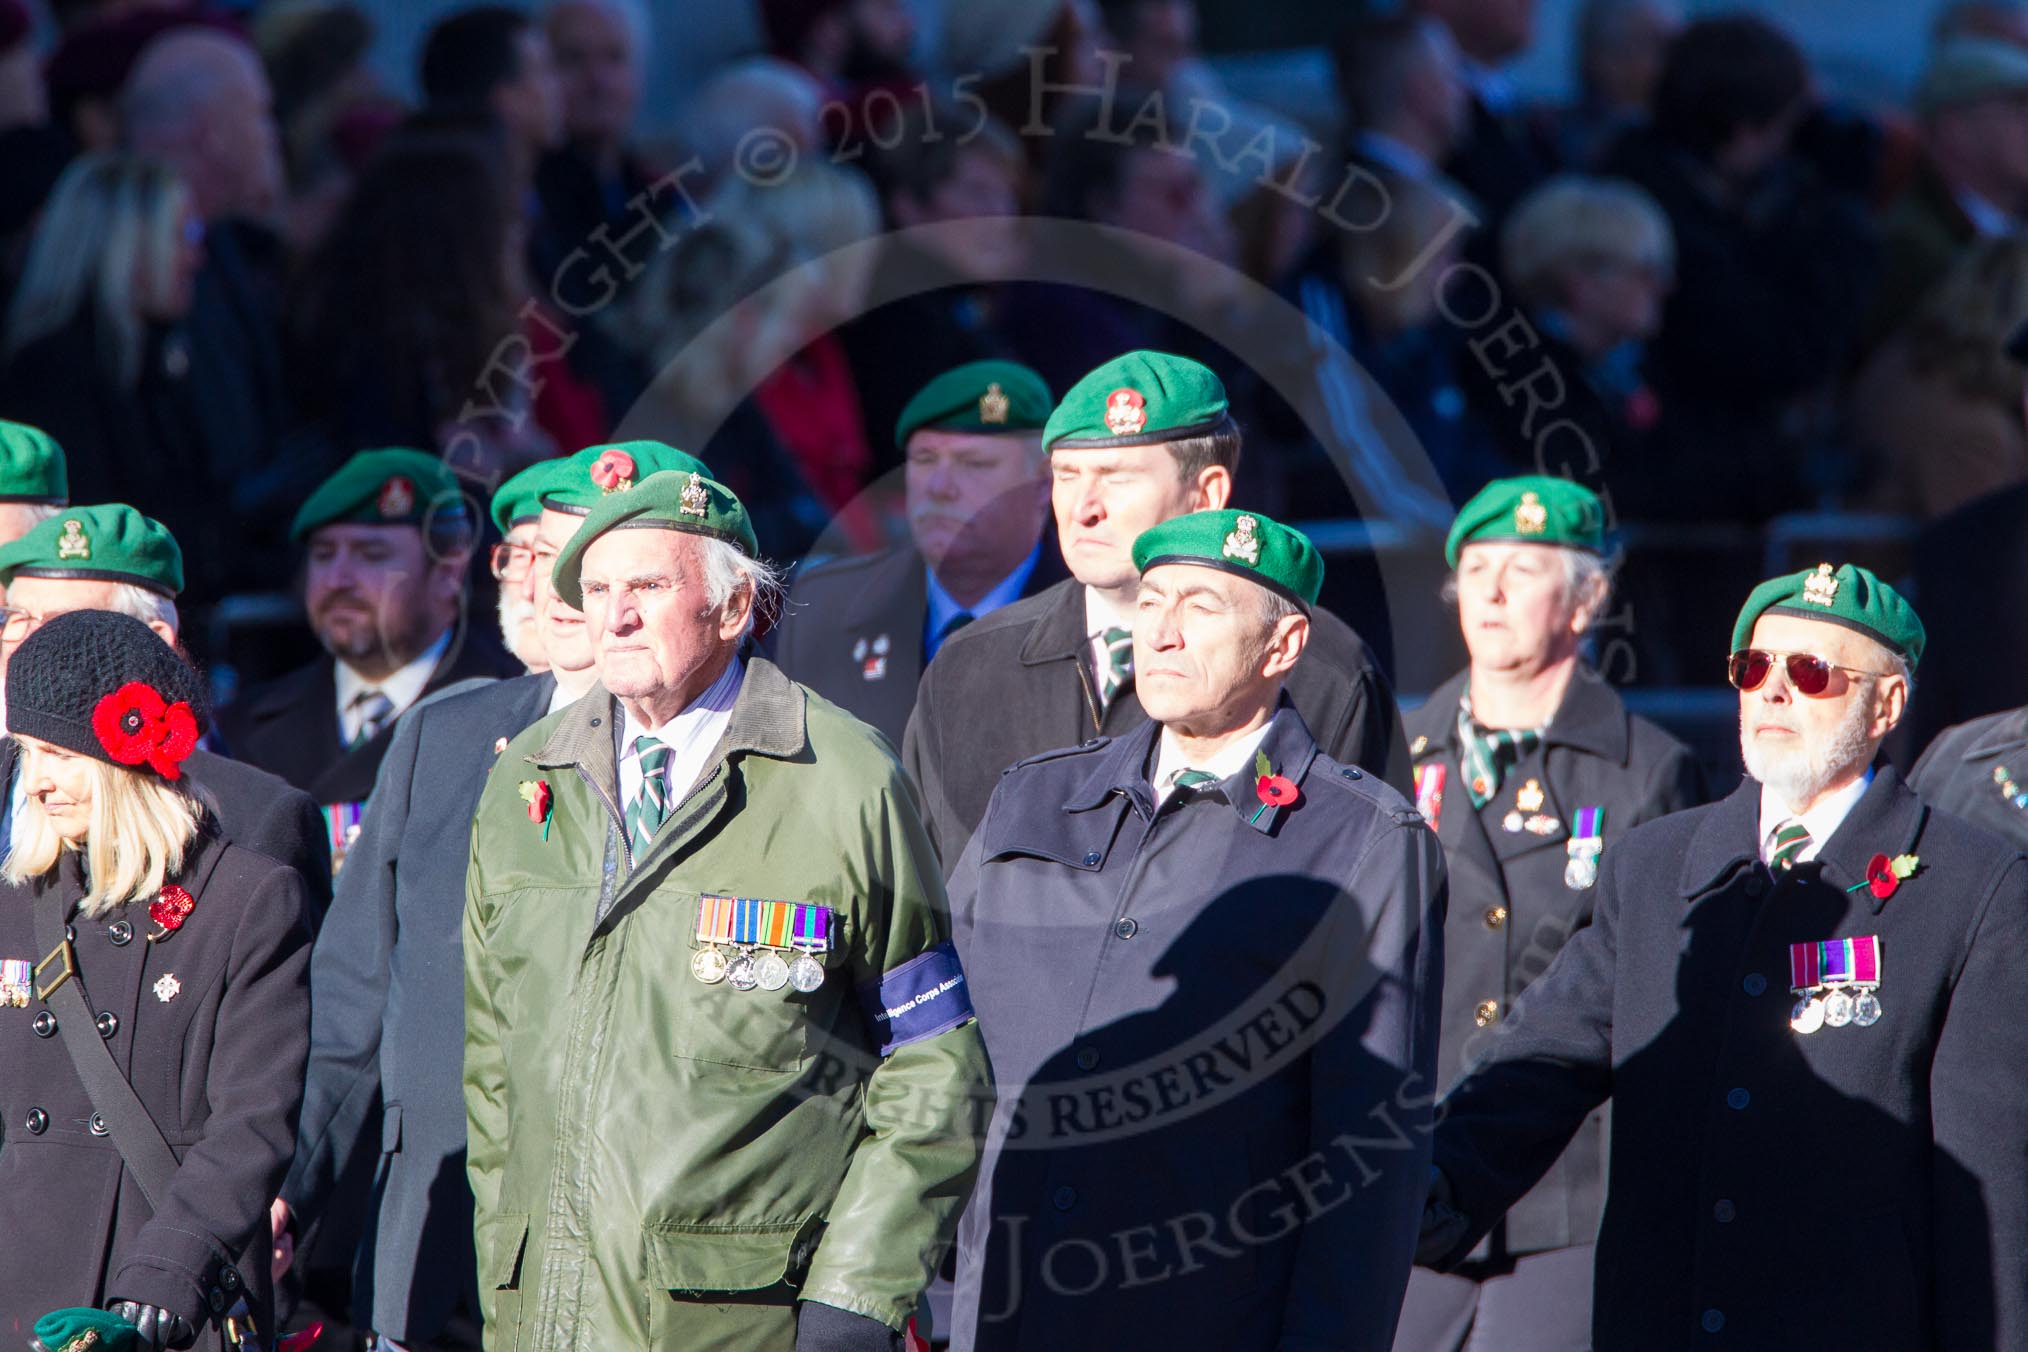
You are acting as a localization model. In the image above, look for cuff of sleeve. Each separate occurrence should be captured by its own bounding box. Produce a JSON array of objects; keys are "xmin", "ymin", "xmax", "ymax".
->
[
  {"xmin": 108, "ymin": 1230, "xmax": 238, "ymax": 1331},
  {"xmin": 795, "ymin": 1285, "xmax": 906, "ymax": 1333}
]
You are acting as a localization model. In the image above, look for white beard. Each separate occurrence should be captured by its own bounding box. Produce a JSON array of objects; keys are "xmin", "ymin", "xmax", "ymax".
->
[
  {"xmin": 498, "ymin": 590, "xmax": 540, "ymax": 667},
  {"xmin": 1740, "ymin": 688, "xmax": 1879, "ymax": 810}
]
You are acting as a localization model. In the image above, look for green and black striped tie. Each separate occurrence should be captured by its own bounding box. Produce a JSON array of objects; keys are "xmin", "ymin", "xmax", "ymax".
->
[
  {"xmin": 1770, "ymin": 820, "xmax": 1811, "ymax": 871},
  {"xmin": 1457, "ymin": 705, "xmax": 1543, "ymax": 808},
  {"xmin": 1097, "ymin": 626, "xmax": 1134, "ymax": 711},
  {"xmin": 625, "ymin": 737, "xmax": 671, "ymax": 859}
]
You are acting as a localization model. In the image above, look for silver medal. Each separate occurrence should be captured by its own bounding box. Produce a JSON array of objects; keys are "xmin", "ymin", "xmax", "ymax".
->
[
  {"xmin": 1851, "ymin": 991, "xmax": 1882, "ymax": 1026},
  {"xmin": 1823, "ymin": 989, "xmax": 1855, "ymax": 1027},
  {"xmin": 1565, "ymin": 856, "xmax": 1597, "ymax": 890},
  {"xmin": 754, "ymin": 951, "xmax": 791, "ymax": 991},
  {"xmin": 1502, "ymin": 811, "xmax": 1524, "ymax": 833},
  {"xmin": 727, "ymin": 952, "xmax": 759, "ymax": 991},
  {"xmin": 691, "ymin": 947, "xmax": 728, "ymax": 985},
  {"xmin": 789, "ymin": 952, "xmax": 826, "ymax": 993},
  {"xmin": 1790, "ymin": 994, "xmax": 1825, "ymax": 1034}
]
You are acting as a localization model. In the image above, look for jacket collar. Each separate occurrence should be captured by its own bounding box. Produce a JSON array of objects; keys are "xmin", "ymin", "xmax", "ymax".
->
[
  {"xmin": 1018, "ymin": 578, "xmax": 1092, "ymax": 667},
  {"xmin": 1679, "ymin": 764, "xmax": 1924, "ymax": 915},
  {"xmin": 1420, "ymin": 665, "xmax": 1629, "ymax": 762},
  {"xmin": 530, "ymin": 655, "xmax": 808, "ymax": 787},
  {"xmin": 1062, "ymin": 699, "xmax": 1321, "ymax": 836},
  {"xmin": 1958, "ymin": 706, "xmax": 2028, "ymax": 764}
]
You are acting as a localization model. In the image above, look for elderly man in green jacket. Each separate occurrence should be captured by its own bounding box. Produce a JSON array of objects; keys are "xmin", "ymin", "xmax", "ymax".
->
[{"xmin": 464, "ymin": 467, "xmax": 993, "ymax": 1351}]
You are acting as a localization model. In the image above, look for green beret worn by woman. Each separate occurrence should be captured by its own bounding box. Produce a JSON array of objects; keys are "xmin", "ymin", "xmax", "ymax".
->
[{"xmin": 0, "ymin": 610, "xmax": 311, "ymax": 1351}]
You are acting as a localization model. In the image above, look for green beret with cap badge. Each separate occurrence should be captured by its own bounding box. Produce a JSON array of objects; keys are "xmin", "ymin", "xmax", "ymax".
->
[
  {"xmin": 1044, "ymin": 350, "xmax": 1232, "ymax": 451},
  {"xmin": 540, "ymin": 440, "xmax": 712, "ymax": 515},
  {"xmin": 31, "ymin": 1306, "xmax": 140, "ymax": 1352},
  {"xmin": 489, "ymin": 463, "xmax": 553, "ymax": 534},
  {"xmin": 0, "ymin": 419, "xmax": 68, "ymax": 505},
  {"xmin": 1444, "ymin": 475, "xmax": 1605, "ymax": 566},
  {"xmin": 1132, "ymin": 508, "xmax": 1323, "ymax": 610},
  {"xmin": 290, "ymin": 448, "xmax": 467, "ymax": 541},
  {"xmin": 552, "ymin": 468, "xmax": 758, "ymax": 609},
  {"xmin": 1732, "ymin": 562, "xmax": 1926, "ymax": 669},
  {"xmin": 895, "ymin": 360, "xmax": 1053, "ymax": 448},
  {"xmin": 0, "ymin": 503, "xmax": 183, "ymax": 596}
]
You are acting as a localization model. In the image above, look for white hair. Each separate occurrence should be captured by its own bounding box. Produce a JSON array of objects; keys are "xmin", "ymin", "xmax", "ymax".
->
[
  {"xmin": 105, "ymin": 582, "xmax": 180, "ymax": 637},
  {"xmin": 547, "ymin": 0, "xmax": 653, "ymax": 65},
  {"xmin": 696, "ymin": 537, "xmax": 787, "ymax": 640}
]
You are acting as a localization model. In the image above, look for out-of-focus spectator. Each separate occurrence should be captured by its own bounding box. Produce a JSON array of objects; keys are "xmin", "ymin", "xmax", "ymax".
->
[
  {"xmin": 419, "ymin": 4, "xmax": 563, "ymax": 199},
  {"xmin": 619, "ymin": 160, "xmax": 880, "ymax": 560},
  {"xmin": 122, "ymin": 26, "xmax": 281, "ymax": 226},
  {"xmin": 672, "ymin": 54, "xmax": 825, "ymax": 191},
  {"xmin": 0, "ymin": 0, "xmax": 66, "ymax": 295},
  {"xmin": 45, "ymin": 6, "xmax": 235, "ymax": 154},
  {"xmin": 1095, "ymin": 0, "xmax": 1197, "ymax": 91},
  {"xmin": 1552, "ymin": 0, "xmax": 1682, "ymax": 168},
  {"xmin": 837, "ymin": 104, "xmax": 1028, "ymax": 474},
  {"xmin": 1598, "ymin": 14, "xmax": 1875, "ymax": 522},
  {"xmin": 1850, "ymin": 235, "xmax": 2028, "ymax": 520},
  {"xmin": 1411, "ymin": 0, "xmax": 1558, "ymax": 225},
  {"xmin": 0, "ymin": 0, "xmax": 39, "ymax": 132},
  {"xmin": 759, "ymin": 0, "xmax": 916, "ymax": 93},
  {"xmin": 0, "ymin": 156, "xmax": 212, "ymax": 580},
  {"xmin": 1463, "ymin": 175, "xmax": 1674, "ymax": 499},
  {"xmin": 254, "ymin": 2, "xmax": 385, "ymax": 258},
  {"xmin": 1333, "ymin": 13, "xmax": 1470, "ymax": 184},
  {"xmin": 1935, "ymin": 0, "xmax": 2028, "ymax": 48},
  {"xmin": 973, "ymin": 0, "xmax": 1108, "ymax": 172},
  {"xmin": 1862, "ymin": 39, "xmax": 2028, "ymax": 356}
]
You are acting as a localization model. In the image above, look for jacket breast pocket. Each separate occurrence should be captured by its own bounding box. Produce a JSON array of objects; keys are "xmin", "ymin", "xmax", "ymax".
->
[{"xmin": 658, "ymin": 891, "xmax": 821, "ymax": 1074}]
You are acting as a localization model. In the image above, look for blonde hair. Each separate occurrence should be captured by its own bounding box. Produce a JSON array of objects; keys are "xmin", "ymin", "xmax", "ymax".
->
[
  {"xmin": 3, "ymin": 154, "xmax": 194, "ymax": 391},
  {"xmin": 1501, "ymin": 174, "xmax": 1675, "ymax": 313},
  {"xmin": 5, "ymin": 745, "xmax": 204, "ymax": 917}
]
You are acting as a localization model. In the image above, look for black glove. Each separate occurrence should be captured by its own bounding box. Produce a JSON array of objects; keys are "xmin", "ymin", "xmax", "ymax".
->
[
  {"xmin": 107, "ymin": 1300, "xmax": 196, "ymax": 1351},
  {"xmin": 1415, "ymin": 1164, "xmax": 1471, "ymax": 1268},
  {"xmin": 795, "ymin": 1300, "xmax": 904, "ymax": 1352}
]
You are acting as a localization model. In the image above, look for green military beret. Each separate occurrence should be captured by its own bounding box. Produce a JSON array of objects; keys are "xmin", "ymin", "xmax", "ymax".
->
[
  {"xmin": 541, "ymin": 440, "xmax": 712, "ymax": 515},
  {"xmin": 0, "ymin": 420, "xmax": 68, "ymax": 506},
  {"xmin": 0, "ymin": 503, "xmax": 183, "ymax": 596},
  {"xmin": 1444, "ymin": 474, "xmax": 1605, "ymax": 566},
  {"xmin": 290, "ymin": 448, "xmax": 468, "ymax": 542},
  {"xmin": 489, "ymin": 463, "xmax": 552, "ymax": 534},
  {"xmin": 894, "ymin": 360, "xmax": 1053, "ymax": 448},
  {"xmin": 1133, "ymin": 508, "xmax": 1323, "ymax": 609},
  {"xmin": 32, "ymin": 1307, "xmax": 139, "ymax": 1352},
  {"xmin": 553, "ymin": 469, "xmax": 758, "ymax": 609},
  {"xmin": 1732, "ymin": 562, "xmax": 1927, "ymax": 669},
  {"xmin": 1044, "ymin": 350, "xmax": 1231, "ymax": 451}
]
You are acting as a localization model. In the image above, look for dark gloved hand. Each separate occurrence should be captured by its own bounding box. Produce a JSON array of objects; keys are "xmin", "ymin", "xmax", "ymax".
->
[
  {"xmin": 795, "ymin": 1300, "xmax": 904, "ymax": 1352},
  {"xmin": 107, "ymin": 1300, "xmax": 196, "ymax": 1350},
  {"xmin": 1416, "ymin": 1164, "xmax": 1471, "ymax": 1267}
]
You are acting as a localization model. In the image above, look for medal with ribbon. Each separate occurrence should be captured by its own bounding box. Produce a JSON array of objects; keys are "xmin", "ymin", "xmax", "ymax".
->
[
  {"xmin": 1413, "ymin": 764, "xmax": 1445, "ymax": 832},
  {"xmin": 789, "ymin": 905, "xmax": 831, "ymax": 993},
  {"xmin": 1789, "ymin": 935, "xmax": 1883, "ymax": 1035},
  {"xmin": 693, "ymin": 894, "xmax": 736, "ymax": 984},
  {"xmin": 0, "ymin": 958, "xmax": 30, "ymax": 1008},
  {"xmin": 1565, "ymin": 806, "xmax": 1605, "ymax": 890},
  {"xmin": 703, "ymin": 896, "xmax": 833, "ymax": 993}
]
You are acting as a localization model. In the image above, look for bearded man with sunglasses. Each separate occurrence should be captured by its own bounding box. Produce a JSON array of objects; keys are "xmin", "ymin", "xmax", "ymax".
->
[{"xmin": 1416, "ymin": 561, "xmax": 2028, "ymax": 1350}]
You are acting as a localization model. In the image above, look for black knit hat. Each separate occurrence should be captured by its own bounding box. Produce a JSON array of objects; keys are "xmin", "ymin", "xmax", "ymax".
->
[{"xmin": 6, "ymin": 610, "xmax": 208, "ymax": 781}]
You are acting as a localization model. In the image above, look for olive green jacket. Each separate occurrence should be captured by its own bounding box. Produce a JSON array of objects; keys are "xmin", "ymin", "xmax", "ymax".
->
[{"xmin": 464, "ymin": 658, "xmax": 991, "ymax": 1348}]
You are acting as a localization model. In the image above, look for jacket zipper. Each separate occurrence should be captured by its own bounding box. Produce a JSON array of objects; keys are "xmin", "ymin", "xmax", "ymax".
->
[{"xmin": 574, "ymin": 763, "xmax": 633, "ymax": 872}]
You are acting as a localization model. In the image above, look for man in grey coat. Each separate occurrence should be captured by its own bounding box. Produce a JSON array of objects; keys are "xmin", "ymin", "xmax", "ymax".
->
[
  {"xmin": 946, "ymin": 509, "xmax": 1445, "ymax": 1351},
  {"xmin": 272, "ymin": 448, "xmax": 636, "ymax": 1347}
]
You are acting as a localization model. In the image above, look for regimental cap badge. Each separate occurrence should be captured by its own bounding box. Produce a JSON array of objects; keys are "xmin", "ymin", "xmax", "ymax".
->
[
  {"xmin": 979, "ymin": 382, "xmax": 1010, "ymax": 424},
  {"xmin": 377, "ymin": 475, "xmax": 415, "ymax": 519},
  {"xmin": 1222, "ymin": 513, "xmax": 1262, "ymax": 565},
  {"xmin": 1105, "ymin": 387, "xmax": 1147, "ymax": 435},
  {"xmin": 1514, "ymin": 491, "xmax": 1548, "ymax": 535},
  {"xmin": 55, "ymin": 518, "xmax": 89, "ymax": 560},
  {"xmin": 678, "ymin": 472, "xmax": 709, "ymax": 519},
  {"xmin": 1803, "ymin": 562, "xmax": 1839, "ymax": 607}
]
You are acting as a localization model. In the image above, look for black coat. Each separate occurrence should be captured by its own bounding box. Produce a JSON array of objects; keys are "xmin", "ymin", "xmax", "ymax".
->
[
  {"xmin": 1898, "ymin": 481, "xmax": 2028, "ymax": 758},
  {"xmin": 0, "ymin": 832, "xmax": 311, "ymax": 1348},
  {"xmin": 214, "ymin": 625, "xmax": 512, "ymax": 807},
  {"xmin": 1431, "ymin": 769, "xmax": 2028, "ymax": 1349},
  {"xmin": 283, "ymin": 673, "xmax": 555, "ymax": 1341},
  {"xmin": 0, "ymin": 741, "xmax": 331, "ymax": 927},
  {"xmin": 903, "ymin": 578, "xmax": 1410, "ymax": 868},
  {"xmin": 768, "ymin": 542, "xmax": 1066, "ymax": 748},
  {"xmin": 1910, "ymin": 705, "xmax": 2028, "ymax": 853},
  {"xmin": 1405, "ymin": 670, "xmax": 1703, "ymax": 1259},
  {"xmin": 946, "ymin": 708, "xmax": 1445, "ymax": 1351}
]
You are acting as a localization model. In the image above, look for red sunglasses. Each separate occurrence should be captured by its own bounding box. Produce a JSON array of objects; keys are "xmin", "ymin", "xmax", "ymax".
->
[{"xmin": 1728, "ymin": 648, "xmax": 1891, "ymax": 697}]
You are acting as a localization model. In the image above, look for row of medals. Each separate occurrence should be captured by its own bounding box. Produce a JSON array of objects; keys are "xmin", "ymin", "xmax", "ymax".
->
[
  {"xmin": 1790, "ymin": 983, "xmax": 1881, "ymax": 1034},
  {"xmin": 693, "ymin": 943, "xmax": 826, "ymax": 994}
]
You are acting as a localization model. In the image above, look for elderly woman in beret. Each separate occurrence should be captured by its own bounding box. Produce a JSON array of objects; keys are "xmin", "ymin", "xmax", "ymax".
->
[{"xmin": 0, "ymin": 610, "xmax": 311, "ymax": 1351}]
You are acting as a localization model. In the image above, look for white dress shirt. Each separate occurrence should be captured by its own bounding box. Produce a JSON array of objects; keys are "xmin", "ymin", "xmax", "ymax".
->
[
  {"xmin": 617, "ymin": 657, "xmax": 745, "ymax": 821},
  {"xmin": 1151, "ymin": 714, "xmax": 1279, "ymax": 809},
  {"xmin": 334, "ymin": 628, "xmax": 450, "ymax": 745},
  {"xmin": 1758, "ymin": 768, "xmax": 1873, "ymax": 866},
  {"xmin": 1083, "ymin": 586, "xmax": 1136, "ymax": 699}
]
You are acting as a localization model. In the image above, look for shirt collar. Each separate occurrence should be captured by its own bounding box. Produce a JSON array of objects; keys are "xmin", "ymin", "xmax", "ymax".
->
[
  {"xmin": 1758, "ymin": 767, "xmax": 1873, "ymax": 862},
  {"xmin": 620, "ymin": 656, "xmax": 745, "ymax": 762},
  {"xmin": 925, "ymin": 541, "xmax": 1044, "ymax": 645},
  {"xmin": 1152, "ymin": 714, "xmax": 1278, "ymax": 805},
  {"xmin": 334, "ymin": 626, "xmax": 452, "ymax": 721}
]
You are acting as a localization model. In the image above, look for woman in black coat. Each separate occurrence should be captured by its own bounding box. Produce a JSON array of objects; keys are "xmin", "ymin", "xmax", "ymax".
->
[{"xmin": 0, "ymin": 610, "xmax": 311, "ymax": 1350}]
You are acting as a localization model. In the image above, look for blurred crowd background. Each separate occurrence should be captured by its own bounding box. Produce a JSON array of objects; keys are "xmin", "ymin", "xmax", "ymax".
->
[{"xmin": 0, "ymin": 0, "xmax": 2024, "ymax": 780}]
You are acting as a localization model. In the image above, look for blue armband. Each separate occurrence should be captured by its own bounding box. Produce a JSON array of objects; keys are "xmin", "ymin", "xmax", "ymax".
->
[{"xmin": 856, "ymin": 940, "xmax": 974, "ymax": 1056}]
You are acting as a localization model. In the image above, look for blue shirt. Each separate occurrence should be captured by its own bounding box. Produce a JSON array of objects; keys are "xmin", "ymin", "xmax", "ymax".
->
[{"xmin": 924, "ymin": 543, "xmax": 1043, "ymax": 663}]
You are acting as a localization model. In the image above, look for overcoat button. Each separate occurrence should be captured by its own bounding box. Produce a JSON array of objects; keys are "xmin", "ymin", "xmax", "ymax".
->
[
  {"xmin": 1075, "ymin": 1047, "xmax": 1100, "ymax": 1071},
  {"xmin": 108, "ymin": 920, "xmax": 134, "ymax": 946},
  {"xmin": 89, "ymin": 1113, "xmax": 108, "ymax": 1136},
  {"xmin": 32, "ymin": 1010, "xmax": 56, "ymax": 1038},
  {"xmin": 1485, "ymin": 906, "xmax": 1508, "ymax": 930},
  {"xmin": 1742, "ymin": 974, "xmax": 1766, "ymax": 996},
  {"xmin": 1343, "ymin": 766, "xmax": 1362, "ymax": 779},
  {"xmin": 1726, "ymin": 1088, "xmax": 1750, "ymax": 1110},
  {"xmin": 220, "ymin": 1267, "xmax": 241, "ymax": 1291},
  {"xmin": 1713, "ymin": 1199, "xmax": 1736, "ymax": 1223},
  {"xmin": 1474, "ymin": 999, "xmax": 1500, "ymax": 1027},
  {"xmin": 1083, "ymin": 851, "xmax": 1101, "ymax": 867},
  {"xmin": 1113, "ymin": 918, "xmax": 1138, "ymax": 940},
  {"xmin": 25, "ymin": 1107, "xmax": 47, "ymax": 1134},
  {"xmin": 96, "ymin": 1011, "xmax": 118, "ymax": 1039},
  {"xmin": 1052, "ymin": 1186, "xmax": 1077, "ymax": 1211},
  {"xmin": 1702, "ymin": 1308, "xmax": 1725, "ymax": 1333},
  {"xmin": 209, "ymin": 1288, "xmax": 226, "ymax": 1313},
  {"xmin": 1744, "ymin": 877, "xmax": 1765, "ymax": 899}
]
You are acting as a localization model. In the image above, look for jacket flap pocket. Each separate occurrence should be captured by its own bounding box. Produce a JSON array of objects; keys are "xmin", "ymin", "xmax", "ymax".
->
[
  {"xmin": 380, "ymin": 1102, "xmax": 403, "ymax": 1154},
  {"xmin": 477, "ymin": 1213, "xmax": 529, "ymax": 1289},
  {"xmin": 641, "ymin": 1218, "xmax": 813, "ymax": 1293}
]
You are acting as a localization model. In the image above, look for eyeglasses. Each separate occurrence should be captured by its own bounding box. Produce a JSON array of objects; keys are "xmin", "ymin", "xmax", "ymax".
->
[
  {"xmin": 0, "ymin": 607, "xmax": 40, "ymax": 641},
  {"xmin": 489, "ymin": 542, "xmax": 534, "ymax": 581},
  {"xmin": 1728, "ymin": 648, "xmax": 1893, "ymax": 697}
]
